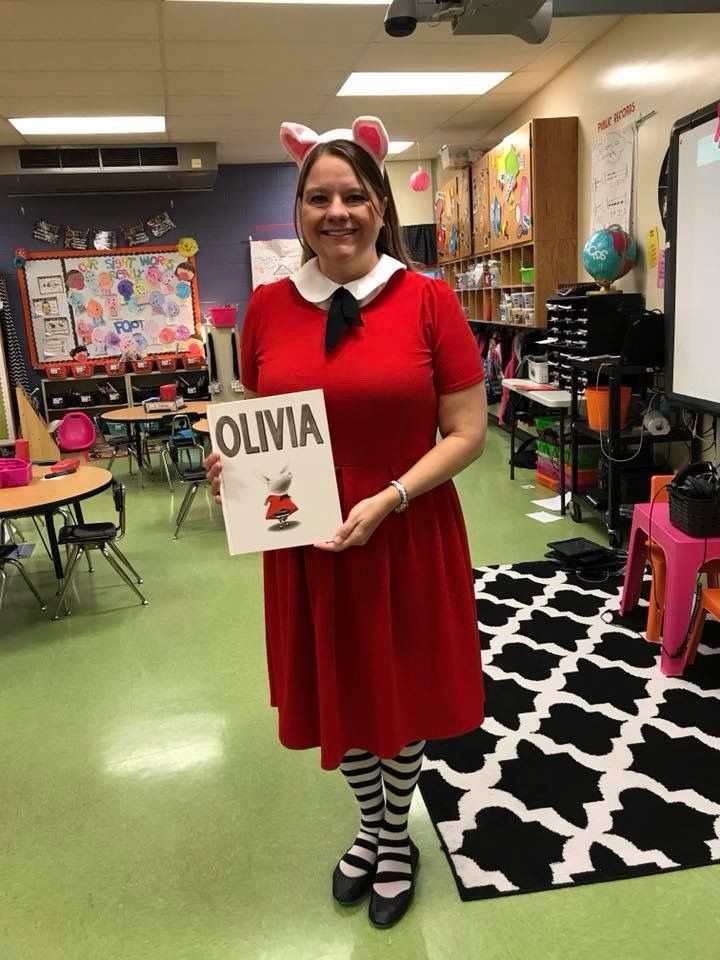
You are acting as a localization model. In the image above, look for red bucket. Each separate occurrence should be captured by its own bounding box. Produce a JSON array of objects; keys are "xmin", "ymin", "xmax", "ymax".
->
[{"xmin": 209, "ymin": 306, "xmax": 237, "ymax": 328}]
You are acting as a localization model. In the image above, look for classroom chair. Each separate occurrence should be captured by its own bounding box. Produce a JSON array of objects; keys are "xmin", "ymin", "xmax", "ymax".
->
[
  {"xmin": 94, "ymin": 416, "xmax": 135, "ymax": 474},
  {"xmin": 56, "ymin": 412, "xmax": 96, "ymax": 454},
  {"xmin": 644, "ymin": 473, "xmax": 720, "ymax": 643},
  {"xmin": 158, "ymin": 414, "xmax": 197, "ymax": 489},
  {"xmin": 0, "ymin": 544, "xmax": 46, "ymax": 615},
  {"xmin": 51, "ymin": 481, "xmax": 147, "ymax": 620},
  {"xmin": 163, "ymin": 421, "xmax": 207, "ymax": 539},
  {"xmin": 686, "ymin": 588, "xmax": 720, "ymax": 665}
]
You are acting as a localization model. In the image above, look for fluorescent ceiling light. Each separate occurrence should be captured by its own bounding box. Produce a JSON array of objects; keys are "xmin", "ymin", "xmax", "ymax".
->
[
  {"xmin": 387, "ymin": 141, "xmax": 414, "ymax": 155},
  {"xmin": 9, "ymin": 116, "xmax": 166, "ymax": 136},
  {"xmin": 338, "ymin": 72, "xmax": 511, "ymax": 97}
]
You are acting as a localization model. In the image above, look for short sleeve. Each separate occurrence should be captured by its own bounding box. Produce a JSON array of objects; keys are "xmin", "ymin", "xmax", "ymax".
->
[
  {"xmin": 424, "ymin": 279, "xmax": 484, "ymax": 394},
  {"xmin": 240, "ymin": 285, "xmax": 265, "ymax": 392}
]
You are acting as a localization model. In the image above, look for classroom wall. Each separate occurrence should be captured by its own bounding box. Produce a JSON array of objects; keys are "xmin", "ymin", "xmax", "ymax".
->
[
  {"xmin": 481, "ymin": 12, "xmax": 720, "ymax": 310},
  {"xmin": 386, "ymin": 160, "xmax": 435, "ymax": 225},
  {"xmin": 0, "ymin": 164, "xmax": 298, "ymax": 380}
]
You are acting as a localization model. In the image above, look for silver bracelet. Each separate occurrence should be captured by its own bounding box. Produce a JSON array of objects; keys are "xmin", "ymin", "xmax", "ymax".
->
[{"xmin": 389, "ymin": 480, "xmax": 409, "ymax": 514}]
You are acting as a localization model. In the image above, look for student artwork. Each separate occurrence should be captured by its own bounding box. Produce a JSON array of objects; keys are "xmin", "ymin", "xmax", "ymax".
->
[
  {"xmin": 92, "ymin": 230, "xmax": 117, "ymax": 250},
  {"xmin": 122, "ymin": 222, "xmax": 149, "ymax": 247},
  {"xmin": 64, "ymin": 226, "xmax": 89, "ymax": 250},
  {"xmin": 33, "ymin": 220, "xmax": 62, "ymax": 244},
  {"xmin": 177, "ymin": 237, "xmax": 199, "ymax": 258},
  {"xmin": 19, "ymin": 246, "xmax": 200, "ymax": 367},
  {"xmin": 207, "ymin": 389, "xmax": 342, "ymax": 555},
  {"xmin": 14, "ymin": 247, "xmax": 27, "ymax": 268},
  {"xmin": 146, "ymin": 211, "xmax": 176, "ymax": 238}
]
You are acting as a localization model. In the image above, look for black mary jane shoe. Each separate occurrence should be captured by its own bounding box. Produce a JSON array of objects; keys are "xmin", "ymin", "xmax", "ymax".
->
[
  {"xmin": 332, "ymin": 857, "xmax": 376, "ymax": 906},
  {"xmin": 368, "ymin": 840, "xmax": 420, "ymax": 928}
]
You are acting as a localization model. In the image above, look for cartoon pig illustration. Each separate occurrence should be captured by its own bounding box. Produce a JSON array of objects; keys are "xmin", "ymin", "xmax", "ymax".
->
[{"xmin": 261, "ymin": 465, "xmax": 299, "ymax": 528}]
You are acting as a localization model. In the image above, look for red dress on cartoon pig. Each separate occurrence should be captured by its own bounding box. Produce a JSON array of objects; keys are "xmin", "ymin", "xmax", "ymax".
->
[{"xmin": 241, "ymin": 266, "xmax": 485, "ymax": 770}]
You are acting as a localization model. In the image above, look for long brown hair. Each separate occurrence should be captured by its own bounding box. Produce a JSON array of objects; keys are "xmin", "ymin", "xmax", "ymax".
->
[{"xmin": 293, "ymin": 140, "xmax": 412, "ymax": 269}]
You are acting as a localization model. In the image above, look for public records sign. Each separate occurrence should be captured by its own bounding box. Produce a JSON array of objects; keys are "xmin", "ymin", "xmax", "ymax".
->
[{"xmin": 207, "ymin": 389, "xmax": 342, "ymax": 555}]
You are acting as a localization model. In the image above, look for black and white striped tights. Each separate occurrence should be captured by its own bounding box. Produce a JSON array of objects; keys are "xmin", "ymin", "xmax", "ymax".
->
[{"xmin": 338, "ymin": 741, "xmax": 425, "ymax": 898}]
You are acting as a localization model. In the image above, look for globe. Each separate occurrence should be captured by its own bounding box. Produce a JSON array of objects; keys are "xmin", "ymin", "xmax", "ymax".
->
[{"xmin": 582, "ymin": 225, "xmax": 637, "ymax": 290}]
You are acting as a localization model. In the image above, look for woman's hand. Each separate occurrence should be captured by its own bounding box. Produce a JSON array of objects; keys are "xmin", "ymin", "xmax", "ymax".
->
[
  {"xmin": 204, "ymin": 451, "xmax": 223, "ymax": 504},
  {"xmin": 314, "ymin": 489, "xmax": 398, "ymax": 552}
]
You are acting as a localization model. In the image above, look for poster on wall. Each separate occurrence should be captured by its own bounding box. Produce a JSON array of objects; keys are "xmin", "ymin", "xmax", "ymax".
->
[
  {"xmin": 17, "ymin": 246, "xmax": 201, "ymax": 367},
  {"xmin": 250, "ymin": 239, "xmax": 302, "ymax": 290},
  {"xmin": 590, "ymin": 125, "xmax": 637, "ymax": 234}
]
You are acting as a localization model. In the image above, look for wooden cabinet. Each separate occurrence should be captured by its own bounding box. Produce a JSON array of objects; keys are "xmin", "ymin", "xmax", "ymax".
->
[
  {"xmin": 437, "ymin": 168, "xmax": 472, "ymax": 263},
  {"xmin": 471, "ymin": 155, "xmax": 491, "ymax": 255},
  {"xmin": 439, "ymin": 116, "xmax": 578, "ymax": 331}
]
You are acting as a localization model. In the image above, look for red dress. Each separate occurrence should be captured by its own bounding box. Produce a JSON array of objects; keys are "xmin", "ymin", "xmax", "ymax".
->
[{"xmin": 241, "ymin": 269, "xmax": 485, "ymax": 769}]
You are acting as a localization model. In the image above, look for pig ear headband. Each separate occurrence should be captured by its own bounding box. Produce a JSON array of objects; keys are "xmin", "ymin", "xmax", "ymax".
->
[{"xmin": 279, "ymin": 116, "xmax": 389, "ymax": 172}]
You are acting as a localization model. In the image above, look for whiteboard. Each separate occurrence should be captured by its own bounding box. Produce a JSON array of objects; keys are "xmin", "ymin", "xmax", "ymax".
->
[
  {"xmin": 667, "ymin": 106, "xmax": 720, "ymax": 412},
  {"xmin": 18, "ymin": 246, "xmax": 201, "ymax": 368}
]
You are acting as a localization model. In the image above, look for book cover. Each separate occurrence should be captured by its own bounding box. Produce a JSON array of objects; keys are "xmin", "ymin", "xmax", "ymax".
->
[{"xmin": 206, "ymin": 389, "xmax": 342, "ymax": 555}]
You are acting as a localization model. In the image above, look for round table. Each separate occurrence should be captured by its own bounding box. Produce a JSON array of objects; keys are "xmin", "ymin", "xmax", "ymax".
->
[
  {"xmin": 101, "ymin": 401, "xmax": 209, "ymax": 480},
  {"xmin": 0, "ymin": 465, "xmax": 113, "ymax": 580},
  {"xmin": 192, "ymin": 418, "xmax": 209, "ymax": 435}
]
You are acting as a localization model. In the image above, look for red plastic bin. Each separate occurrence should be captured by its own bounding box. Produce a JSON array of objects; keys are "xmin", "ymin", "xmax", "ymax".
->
[
  {"xmin": 46, "ymin": 363, "xmax": 68, "ymax": 380},
  {"xmin": 130, "ymin": 358, "xmax": 154, "ymax": 373},
  {"xmin": 180, "ymin": 354, "xmax": 204, "ymax": 369},
  {"xmin": 104, "ymin": 359, "xmax": 126, "ymax": 375},
  {"xmin": 156, "ymin": 356, "xmax": 177, "ymax": 372},
  {"xmin": 209, "ymin": 306, "xmax": 237, "ymax": 328},
  {"xmin": 0, "ymin": 458, "xmax": 32, "ymax": 488},
  {"xmin": 70, "ymin": 362, "xmax": 94, "ymax": 378}
]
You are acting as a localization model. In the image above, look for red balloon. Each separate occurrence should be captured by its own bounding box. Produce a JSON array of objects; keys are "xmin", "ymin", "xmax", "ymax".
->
[{"xmin": 410, "ymin": 168, "xmax": 431, "ymax": 192}]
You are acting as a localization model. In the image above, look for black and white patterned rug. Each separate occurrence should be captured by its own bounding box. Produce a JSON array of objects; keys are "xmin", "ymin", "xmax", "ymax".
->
[{"xmin": 418, "ymin": 561, "xmax": 720, "ymax": 901}]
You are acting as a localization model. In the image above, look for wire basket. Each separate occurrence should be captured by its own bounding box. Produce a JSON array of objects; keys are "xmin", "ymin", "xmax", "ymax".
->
[{"xmin": 669, "ymin": 487, "xmax": 720, "ymax": 538}]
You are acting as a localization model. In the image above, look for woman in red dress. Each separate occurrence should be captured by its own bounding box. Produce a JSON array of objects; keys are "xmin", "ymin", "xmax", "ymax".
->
[{"xmin": 205, "ymin": 116, "xmax": 487, "ymax": 928}]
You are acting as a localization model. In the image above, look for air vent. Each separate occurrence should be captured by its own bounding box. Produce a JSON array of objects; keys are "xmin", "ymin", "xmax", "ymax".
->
[
  {"xmin": 19, "ymin": 149, "xmax": 61, "ymax": 169},
  {"xmin": 101, "ymin": 147, "xmax": 141, "ymax": 168},
  {"xmin": 140, "ymin": 146, "xmax": 178, "ymax": 167},
  {"xmin": 59, "ymin": 148, "xmax": 100, "ymax": 168}
]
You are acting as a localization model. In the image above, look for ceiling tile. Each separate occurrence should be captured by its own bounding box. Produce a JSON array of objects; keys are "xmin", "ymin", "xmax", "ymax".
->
[
  {"xmin": 0, "ymin": 41, "xmax": 162, "ymax": 71},
  {"xmin": 0, "ymin": 119, "xmax": 24, "ymax": 145},
  {"xmin": 0, "ymin": 72, "xmax": 164, "ymax": 98},
  {"xmin": 354, "ymin": 39, "xmax": 534, "ymax": 72},
  {"xmin": 522, "ymin": 41, "xmax": 590, "ymax": 73},
  {"xmin": 166, "ymin": 71, "xmax": 346, "ymax": 98},
  {"xmin": 163, "ymin": 42, "xmax": 365, "ymax": 73},
  {"xmin": 0, "ymin": 1, "xmax": 159, "ymax": 40},
  {"xmin": 0, "ymin": 95, "xmax": 166, "ymax": 116},
  {"xmin": 162, "ymin": 3, "xmax": 384, "ymax": 43}
]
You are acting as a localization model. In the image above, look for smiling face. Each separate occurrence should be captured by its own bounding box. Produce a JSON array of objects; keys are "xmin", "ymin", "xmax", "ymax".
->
[{"xmin": 299, "ymin": 153, "xmax": 386, "ymax": 283}]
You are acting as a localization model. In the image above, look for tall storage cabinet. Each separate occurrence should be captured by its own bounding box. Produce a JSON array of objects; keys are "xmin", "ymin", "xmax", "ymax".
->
[{"xmin": 440, "ymin": 116, "xmax": 579, "ymax": 331}]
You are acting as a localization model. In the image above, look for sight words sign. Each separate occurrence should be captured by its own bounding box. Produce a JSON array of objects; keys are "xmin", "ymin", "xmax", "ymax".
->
[{"xmin": 207, "ymin": 389, "xmax": 342, "ymax": 555}]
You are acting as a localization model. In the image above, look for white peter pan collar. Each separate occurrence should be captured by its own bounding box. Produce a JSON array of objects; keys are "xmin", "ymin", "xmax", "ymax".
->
[{"xmin": 291, "ymin": 254, "xmax": 406, "ymax": 308}]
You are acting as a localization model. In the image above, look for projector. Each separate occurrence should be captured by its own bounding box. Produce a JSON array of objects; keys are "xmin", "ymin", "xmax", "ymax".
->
[{"xmin": 384, "ymin": 0, "xmax": 553, "ymax": 43}]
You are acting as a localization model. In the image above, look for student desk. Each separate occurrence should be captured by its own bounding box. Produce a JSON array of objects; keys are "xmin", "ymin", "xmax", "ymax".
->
[
  {"xmin": 101, "ymin": 400, "xmax": 209, "ymax": 481},
  {"xmin": 0, "ymin": 465, "xmax": 113, "ymax": 580},
  {"xmin": 501, "ymin": 379, "xmax": 572, "ymax": 515}
]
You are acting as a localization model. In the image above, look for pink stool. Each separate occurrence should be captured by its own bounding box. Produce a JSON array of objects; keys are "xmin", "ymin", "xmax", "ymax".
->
[{"xmin": 620, "ymin": 501, "xmax": 720, "ymax": 676}]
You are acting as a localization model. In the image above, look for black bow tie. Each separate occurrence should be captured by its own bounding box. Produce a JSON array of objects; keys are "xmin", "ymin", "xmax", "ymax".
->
[{"xmin": 326, "ymin": 287, "xmax": 363, "ymax": 352}]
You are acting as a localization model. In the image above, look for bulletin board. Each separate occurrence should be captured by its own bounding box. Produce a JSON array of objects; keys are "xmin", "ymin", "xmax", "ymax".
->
[
  {"xmin": 17, "ymin": 245, "xmax": 201, "ymax": 369},
  {"xmin": 488, "ymin": 121, "xmax": 533, "ymax": 251}
]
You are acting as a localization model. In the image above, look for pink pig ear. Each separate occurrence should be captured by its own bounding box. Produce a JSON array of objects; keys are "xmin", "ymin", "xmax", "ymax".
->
[
  {"xmin": 279, "ymin": 122, "xmax": 319, "ymax": 167},
  {"xmin": 352, "ymin": 116, "xmax": 389, "ymax": 169}
]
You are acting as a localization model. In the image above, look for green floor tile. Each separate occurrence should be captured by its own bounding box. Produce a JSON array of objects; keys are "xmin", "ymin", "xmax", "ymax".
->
[{"xmin": 1, "ymin": 427, "xmax": 718, "ymax": 960}]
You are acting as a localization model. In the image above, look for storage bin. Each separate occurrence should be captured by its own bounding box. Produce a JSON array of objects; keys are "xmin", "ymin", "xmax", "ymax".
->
[
  {"xmin": 70, "ymin": 362, "xmax": 94, "ymax": 378},
  {"xmin": 669, "ymin": 486, "xmax": 720, "ymax": 538},
  {"xmin": 519, "ymin": 266, "xmax": 535, "ymax": 284},
  {"xmin": 536, "ymin": 440, "xmax": 600, "ymax": 468},
  {"xmin": 156, "ymin": 357, "xmax": 177, "ymax": 372},
  {"xmin": 104, "ymin": 359, "xmax": 126, "ymax": 375},
  {"xmin": 585, "ymin": 386, "xmax": 632, "ymax": 431},
  {"xmin": 130, "ymin": 358, "xmax": 154, "ymax": 373},
  {"xmin": 46, "ymin": 363, "xmax": 68, "ymax": 379},
  {"xmin": 180, "ymin": 354, "xmax": 204, "ymax": 370},
  {"xmin": 209, "ymin": 306, "xmax": 237, "ymax": 328},
  {"xmin": 0, "ymin": 458, "xmax": 32, "ymax": 488}
]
